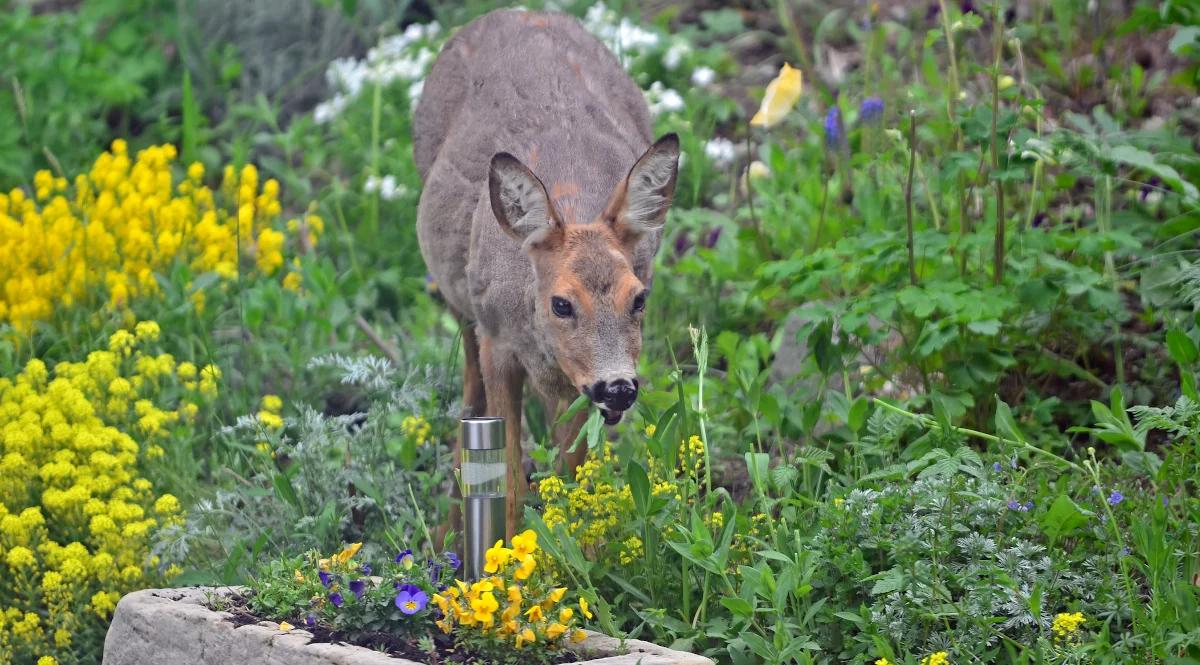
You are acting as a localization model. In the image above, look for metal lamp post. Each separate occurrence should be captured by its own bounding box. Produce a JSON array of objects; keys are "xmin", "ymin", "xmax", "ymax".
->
[{"xmin": 460, "ymin": 417, "xmax": 506, "ymax": 580}]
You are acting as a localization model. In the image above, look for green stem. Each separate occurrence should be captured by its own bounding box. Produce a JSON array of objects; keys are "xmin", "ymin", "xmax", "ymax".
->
[
  {"xmin": 873, "ymin": 398, "xmax": 1083, "ymax": 472},
  {"xmin": 991, "ymin": 0, "xmax": 1006, "ymax": 286}
]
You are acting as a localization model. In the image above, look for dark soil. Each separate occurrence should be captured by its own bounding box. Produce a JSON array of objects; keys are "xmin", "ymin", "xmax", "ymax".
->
[{"xmin": 219, "ymin": 597, "xmax": 582, "ymax": 664}]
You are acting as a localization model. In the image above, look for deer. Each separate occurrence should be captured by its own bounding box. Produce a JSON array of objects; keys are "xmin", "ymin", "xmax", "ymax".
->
[{"xmin": 413, "ymin": 9, "xmax": 680, "ymax": 539}]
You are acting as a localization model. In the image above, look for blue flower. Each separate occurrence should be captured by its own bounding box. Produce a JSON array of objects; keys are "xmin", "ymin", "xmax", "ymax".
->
[
  {"xmin": 992, "ymin": 462, "xmax": 1002, "ymax": 473},
  {"xmin": 1108, "ymin": 490, "xmax": 1124, "ymax": 506},
  {"xmin": 359, "ymin": 563, "xmax": 372, "ymax": 576},
  {"xmin": 444, "ymin": 551, "xmax": 461, "ymax": 571},
  {"xmin": 395, "ymin": 549, "xmax": 414, "ymax": 569},
  {"xmin": 318, "ymin": 571, "xmax": 333, "ymax": 588},
  {"xmin": 1007, "ymin": 500, "xmax": 1030, "ymax": 512},
  {"xmin": 1007, "ymin": 500, "xmax": 1021, "ymax": 511},
  {"xmin": 824, "ymin": 107, "xmax": 844, "ymax": 149},
  {"xmin": 395, "ymin": 584, "xmax": 429, "ymax": 615},
  {"xmin": 1023, "ymin": 500, "xmax": 1035, "ymax": 511},
  {"xmin": 349, "ymin": 579, "xmax": 366, "ymax": 600},
  {"xmin": 305, "ymin": 615, "xmax": 316, "ymax": 627},
  {"xmin": 427, "ymin": 561, "xmax": 443, "ymax": 585},
  {"xmin": 859, "ymin": 97, "xmax": 883, "ymax": 123},
  {"xmin": 329, "ymin": 592, "xmax": 344, "ymax": 608}
]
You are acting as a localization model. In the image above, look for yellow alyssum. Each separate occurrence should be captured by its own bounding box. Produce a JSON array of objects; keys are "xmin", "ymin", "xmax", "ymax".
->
[
  {"xmin": 1052, "ymin": 611, "xmax": 1085, "ymax": 640},
  {"xmin": 0, "ymin": 321, "xmax": 210, "ymax": 664},
  {"xmin": 0, "ymin": 140, "xmax": 317, "ymax": 336}
]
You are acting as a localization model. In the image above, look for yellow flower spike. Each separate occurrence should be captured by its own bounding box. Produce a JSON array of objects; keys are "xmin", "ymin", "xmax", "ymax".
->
[
  {"xmin": 572, "ymin": 629, "xmax": 588, "ymax": 643},
  {"xmin": 920, "ymin": 652, "xmax": 950, "ymax": 665},
  {"xmin": 548, "ymin": 587, "xmax": 567, "ymax": 604},
  {"xmin": 559, "ymin": 607, "xmax": 574, "ymax": 623},
  {"xmin": 579, "ymin": 597, "xmax": 593, "ymax": 620},
  {"xmin": 750, "ymin": 63, "xmax": 802, "ymax": 128},
  {"xmin": 278, "ymin": 621, "xmax": 294, "ymax": 632},
  {"xmin": 525, "ymin": 604, "xmax": 544, "ymax": 622},
  {"xmin": 874, "ymin": 660, "xmax": 892, "ymax": 665}
]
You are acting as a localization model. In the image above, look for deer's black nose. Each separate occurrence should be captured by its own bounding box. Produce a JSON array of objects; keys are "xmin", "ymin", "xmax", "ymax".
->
[{"xmin": 592, "ymin": 378, "xmax": 637, "ymax": 412}]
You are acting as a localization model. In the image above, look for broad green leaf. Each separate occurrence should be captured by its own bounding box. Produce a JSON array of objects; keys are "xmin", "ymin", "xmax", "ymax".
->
[
  {"xmin": 1167, "ymin": 329, "xmax": 1198, "ymax": 366},
  {"xmin": 1040, "ymin": 494, "xmax": 1089, "ymax": 545}
]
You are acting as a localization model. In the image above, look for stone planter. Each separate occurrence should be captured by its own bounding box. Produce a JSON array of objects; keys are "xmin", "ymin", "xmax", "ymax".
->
[{"xmin": 103, "ymin": 587, "xmax": 713, "ymax": 665}]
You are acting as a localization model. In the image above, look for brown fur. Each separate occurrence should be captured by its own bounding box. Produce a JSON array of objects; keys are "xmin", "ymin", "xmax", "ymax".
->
[{"xmin": 414, "ymin": 9, "xmax": 679, "ymax": 538}]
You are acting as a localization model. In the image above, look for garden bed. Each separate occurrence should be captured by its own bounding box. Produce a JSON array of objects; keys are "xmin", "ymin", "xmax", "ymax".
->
[{"xmin": 102, "ymin": 587, "xmax": 712, "ymax": 665}]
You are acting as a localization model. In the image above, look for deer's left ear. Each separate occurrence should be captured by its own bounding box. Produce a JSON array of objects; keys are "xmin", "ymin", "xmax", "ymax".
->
[{"xmin": 605, "ymin": 133, "xmax": 680, "ymax": 243}]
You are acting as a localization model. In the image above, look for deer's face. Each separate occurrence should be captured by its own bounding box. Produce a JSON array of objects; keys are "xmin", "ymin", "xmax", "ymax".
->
[{"xmin": 488, "ymin": 134, "xmax": 680, "ymax": 425}]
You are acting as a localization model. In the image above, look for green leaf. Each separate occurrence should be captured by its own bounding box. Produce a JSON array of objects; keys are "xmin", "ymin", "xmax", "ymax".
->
[
  {"xmin": 1040, "ymin": 494, "xmax": 1089, "ymax": 545},
  {"xmin": 994, "ymin": 398, "xmax": 1027, "ymax": 445},
  {"xmin": 626, "ymin": 460, "xmax": 651, "ymax": 517},
  {"xmin": 1167, "ymin": 329, "xmax": 1198, "ymax": 366},
  {"xmin": 744, "ymin": 452, "xmax": 770, "ymax": 496},
  {"xmin": 868, "ymin": 567, "xmax": 905, "ymax": 595},
  {"xmin": 721, "ymin": 596, "xmax": 755, "ymax": 618},
  {"xmin": 272, "ymin": 471, "xmax": 300, "ymax": 509},
  {"xmin": 1108, "ymin": 144, "xmax": 1199, "ymax": 202}
]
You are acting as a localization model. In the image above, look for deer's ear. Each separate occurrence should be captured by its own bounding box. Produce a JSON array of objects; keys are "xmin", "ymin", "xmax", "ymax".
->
[
  {"xmin": 489, "ymin": 153, "xmax": 562, "ymax": 249},
  {"xmin": 606, "ymin": 133, "xmax": 680, "ymax": 242}
]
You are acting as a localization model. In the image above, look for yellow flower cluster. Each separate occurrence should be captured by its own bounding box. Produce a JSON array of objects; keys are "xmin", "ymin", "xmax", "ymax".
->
[
  {"xmin": 920, "ymin": 652, "xmax": 950, "ymax": 665},
  {"xmin": 401, "ymin": 415, "xmax": 432, "ymax": 446},
  {"xmin": 432, "ymin": 531, "xmax": 587, "ymax": 651},
  {"xmin": 0, "ymin": 140, "xmax": 316, "ymax": 335},
  {"xmin": 1052, "ymin": 612, "xmax": 1085, "ymax": 640},
  {"xmin": 539, "ymin": 444, "xmax": 633, "ymax": 550},
  {"xmin": 258, "ymin": 394, "xmax": 284, "ymax": 431},
  {"xmin": 0, "ymin": 322, "xmax": 208, "ymax": 663}
]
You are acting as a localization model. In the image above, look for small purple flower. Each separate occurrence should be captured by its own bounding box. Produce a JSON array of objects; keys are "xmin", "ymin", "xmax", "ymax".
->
[
  {"xmin": 1108, "ymin": 490, "xmax": 1124, "ymax": 506},
  {"xmin": 992, "ymin": 462, "xmax": 1003, "ymax": 473},
  {"xmin": 859, "ymin": 97, "xmax": 884, "ymax": 124},
  {"xmin": 395, "ymin": 585, "xmax": 429, "ymax": 615},
  {"xmin": 1121, "ymin": 545, "xmax": 1132, "ymax": 556},
  {"xmin": 1007, "ymin": 500, "xmax": 1022, "ymax": 512},
  {"xmin": 1023, "ymin": 500, "xmax": 1035, "ymax": 511},
  {"xmin": 395, "ymin": 549, "xmax": 414, "ymax": 569},
  {"xmin": 305, "ymin": 615, "xmax": 316, "ymax": 627},
  {"xmin": 702, "ymin": 227, "xmax": 722, "ymax": 249},
  {"xmin": 444, "ymin": 551, "xmax": 461, "ymax": 571},
  {"xmin": 1139, "ymin": 176, "xmax": 1162, "ymax": 202},
  {"xmin": 427, "ymin": 561, "xmax": 443, "ymax": 585},
  {"xmin": 824, "ymin": 106, "xmax": 844, "ymax": 149},
  {"xmin": 329, "ymin": 592, "xmax": 344, "ymax": 608},
  {"xmin": 318, "ymin": 571, "xmax": 333, "ymax": 588},
  {"xmin": 359, "ymin": 563, "xmax": 372, "ymax": 576},
  {"xmin": 1031, "ymin": 212, "xmax": 1047, "ymax": 228},
  {"xmin": 673, "ymin": 232, "xmax": 693, "ymax": 257},
  {"xmin": 349, "ymin": 579, "xmax": 366, "ymax": 600},
  {"xmin": 1162, "ymin": 496, "xmax": 1170, "ymax": 507}
]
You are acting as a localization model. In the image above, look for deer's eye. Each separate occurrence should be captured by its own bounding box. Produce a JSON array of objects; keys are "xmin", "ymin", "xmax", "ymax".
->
[
  {"xmin": 551, "ymin": 297, "xmax": 574, "ymax": 318},
  {"xmin": 631, "ymin": 291, "xmax": 647, "ymax": 314}
]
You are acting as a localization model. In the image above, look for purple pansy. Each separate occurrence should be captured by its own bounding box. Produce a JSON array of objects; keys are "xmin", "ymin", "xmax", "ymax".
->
[
  {"xmin": 395, "ymin": 584, "xmax": 429, "ymax": 615},
  {"xmin": 349, "ymin": 579, "xmax": 366, "ymax": 600},
  {"xmin": 305, "ymin": 615, "xmax": 316, "ymax": 627},
  {"xmin": 444, "ymin": 551, "xmax": 461, "ymax": 571},
  {"xmin": 318, "ymin": 571, "xmax": 333, "ymax": 588},
  {"xmin": 359, "ymin": 563, "xmax": 372, "ymax": 576},
  {"xmin": 395, "ymin": 549, "xmax": 414, "ymax": 569},
  {"xmin": 329, "ymin": 592, "xmax": 344, "ymax": 608}
]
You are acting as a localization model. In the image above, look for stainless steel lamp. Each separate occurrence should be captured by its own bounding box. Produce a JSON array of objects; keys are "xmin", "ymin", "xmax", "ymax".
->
[{"xmin": 460, "ymin": 417, "xmax": 506, "ymax": 580}]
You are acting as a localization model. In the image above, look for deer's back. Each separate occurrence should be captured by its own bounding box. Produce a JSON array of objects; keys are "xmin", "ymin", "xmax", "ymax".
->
[{"xmin": 414, "ymin": 10, "xmax": 654, "ymax": 325}]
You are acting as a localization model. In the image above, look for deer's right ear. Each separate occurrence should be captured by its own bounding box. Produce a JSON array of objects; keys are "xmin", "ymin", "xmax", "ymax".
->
[{"xmin": 489, "ymin": 153, "xmax": 562, "ymax": 249}]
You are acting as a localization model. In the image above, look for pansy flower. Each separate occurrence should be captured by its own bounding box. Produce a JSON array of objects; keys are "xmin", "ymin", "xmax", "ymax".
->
[
  {"xmin": 329, "ymin": 592, "xmax": 344, "ymax": 608},
  {"xmin": 318, "ymin": 571, "xmax": 333, "ymax": 588},
  {"xmin": 349, "ymin": 579, "xmax": 366, "ymax": 600},
  {"xmin": 395, "ymin": 583, "xmax": 429, "ymax": 615},
  {"xmin": 395, "ymin": 548, "xmax": 415, "ymax": 569}
]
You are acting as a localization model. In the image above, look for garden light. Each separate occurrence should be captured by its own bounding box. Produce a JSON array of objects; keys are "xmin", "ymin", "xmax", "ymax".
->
[{"xmin": 460, "ymin": 416, "xmax": 506, "ymax": 580}]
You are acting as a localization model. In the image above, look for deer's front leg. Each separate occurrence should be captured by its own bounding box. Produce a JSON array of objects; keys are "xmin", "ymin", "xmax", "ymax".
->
[{"xmin": 479, "ymin": 334, "xmax": 526, "ymax": 541}]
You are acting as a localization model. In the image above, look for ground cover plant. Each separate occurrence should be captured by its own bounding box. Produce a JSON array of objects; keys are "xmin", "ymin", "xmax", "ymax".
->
[{"xmin": 1, "ymin": 1, "xmax": 1199, "ymax": 664}]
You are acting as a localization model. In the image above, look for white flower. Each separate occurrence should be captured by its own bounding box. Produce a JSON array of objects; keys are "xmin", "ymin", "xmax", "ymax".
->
[
  {"xmin": 364, "ymin": 174, "xmax": 406, "ymax": 201},
  {"xmin": 663, "ymin": 41, "xmax": 690, "ymax": 70},
  {"xmin": 312, "ymin": 23, "xmax": 441, "ymax": 122},
  {"xmin": 691, "ymin": 66, "xmax": 716, "ymax": 86},
  {"xmin": 703, "ymin": 138, "xmax": 735, "ymax": 166},
  {"xmin": 646, "ymin": 81, "xmax": 684, "ymax": 116},
  {"xmin": 583, "ymin": 1, "xmax": 661, "ymax": 69}
]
